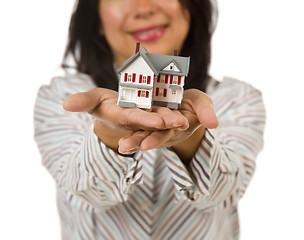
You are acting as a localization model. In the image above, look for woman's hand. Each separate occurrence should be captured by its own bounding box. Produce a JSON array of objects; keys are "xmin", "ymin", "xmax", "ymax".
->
[
  {"xmin": 118, "ymin": 89, "xmax": 219, "ymax": 161},
  {"xmin": 63, "ymin": 88, "xmax": 189, "ymax": 152}
]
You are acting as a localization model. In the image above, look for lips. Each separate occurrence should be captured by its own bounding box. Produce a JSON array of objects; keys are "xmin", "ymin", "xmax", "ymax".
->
[{"xmin": 130, "ymin": 25, "xmax": 167, "ymax": 42}]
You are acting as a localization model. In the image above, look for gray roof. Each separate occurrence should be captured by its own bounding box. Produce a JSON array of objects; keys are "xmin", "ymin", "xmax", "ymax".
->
[{"xmin": 116, "ymin": 47, "xmax": 190, "ymax": 77}]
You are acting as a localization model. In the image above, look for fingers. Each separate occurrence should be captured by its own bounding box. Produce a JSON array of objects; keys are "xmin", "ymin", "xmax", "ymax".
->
[
  {"xmin": 119, "ymin": 129, "xmax": 178, "ymax": 153},
  {"xmin": 140, "ymin": 129, "xmax": 175, "ymax": 151},
  {"xmin": 64, "ymin": 88, "xmax": 188, "ymax": 132},
  {"xmin": 63, "ymin": 88, "xmax": 163, "ymax": 129},
  {"xmin": 119, "ymin": 108, "xmax": 167, "ymax": 130},
  {"xmin": 118, "ymin": 131, "xmax": 151, "ymax": 154},
  {"xmin": 116, "ymin": 106, "xmax": 189, "ymax": 131},
  {"xmin": 184, "ymin": 89, "xmax": 219, "ymax": 129},
  {"xmin": 95, "ymin": 104, "xmax": 174, "ymax": 131},
  {"xmin": 152, "ymin": 106, "xmax": 189, "ymax": 130},
  {"xmin": 63, "ymin": 88, "xmax": 116, "ymax": 113}
]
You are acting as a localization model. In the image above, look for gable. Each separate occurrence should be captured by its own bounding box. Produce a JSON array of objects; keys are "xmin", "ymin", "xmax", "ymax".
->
[
  {"xmin": 162, "ymin": 61, "xmax": 181, "ymax": 73},
  {"xmin": 117, "ymin": 47, "xmax": 159, "ymax": 76},
  {"xmin": 148, "ymin": 53, "xmax": 190, "ymax": 77},
  {"xmin": 122, "ymin": 56, "xmax": 153, "ymax": 75}
]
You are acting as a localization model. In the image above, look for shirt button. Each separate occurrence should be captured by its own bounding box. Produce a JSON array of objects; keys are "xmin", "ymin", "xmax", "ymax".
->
[{"xmin": 140, "ymin": 203, "xmax": 148, "ymax": 212}]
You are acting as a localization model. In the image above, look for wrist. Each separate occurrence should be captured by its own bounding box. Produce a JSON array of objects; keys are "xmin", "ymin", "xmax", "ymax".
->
[
  {"xmin": 172, "ymin": 126, "xmax": 205, "ymax": 165},
  {"xmin": 94, "ymin": 120, "xmax": 131, "ymax": 151}
]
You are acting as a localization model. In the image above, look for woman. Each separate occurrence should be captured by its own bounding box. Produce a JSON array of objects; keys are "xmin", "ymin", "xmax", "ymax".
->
[{"xmin": 34, "ymin": 0, "xmax": 265, "ymax": 239}]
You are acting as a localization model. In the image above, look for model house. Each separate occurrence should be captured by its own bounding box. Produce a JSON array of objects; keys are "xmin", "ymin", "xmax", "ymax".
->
[{"xmin": 117, "ymin": 44, "xmax": 190, "ymax": 109}]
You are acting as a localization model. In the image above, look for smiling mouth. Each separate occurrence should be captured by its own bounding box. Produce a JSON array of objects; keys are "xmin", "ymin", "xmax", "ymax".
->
[{"xmin": 130, "ymin": 25, "xmax": 167, "ymax": 42}]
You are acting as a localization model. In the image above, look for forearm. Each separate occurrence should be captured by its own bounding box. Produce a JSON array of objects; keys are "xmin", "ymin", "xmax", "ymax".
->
[
  {"xmin": 36, "ymin": 76, "xmax": 145, "ymax": 211},
  {"xmin": 61, "ymin": 125, "xmax": 144, "ymax": 210},
  {"xmin": 168, "ymin": 80, "xmax": 266, "ymax": 210}
]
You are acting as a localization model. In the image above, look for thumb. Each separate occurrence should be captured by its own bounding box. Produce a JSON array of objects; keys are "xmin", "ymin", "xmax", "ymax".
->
[
  {"xmin": 63, "ymin": 88, "xmax": 116, "ymax": 113},
  {"xmin": 197, "ymin": 105, "xmax": 219, "ymax": 129},
  {"xmin": 184, "ymin": 89, "xmax": 219, "ymax": 129}
]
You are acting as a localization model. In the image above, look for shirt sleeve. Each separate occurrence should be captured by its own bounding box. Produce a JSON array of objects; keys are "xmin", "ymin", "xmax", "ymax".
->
[
  {"xmin": 162, "ymin": 78, "xmax": 266, "ymax": 211},
  {"xmin": 34, "ymin": 75, "xmax": 143, "ymax": 211}
]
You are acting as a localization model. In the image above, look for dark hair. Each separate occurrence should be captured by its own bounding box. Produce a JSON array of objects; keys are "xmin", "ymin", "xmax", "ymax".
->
[{"xmin": 62, "ymin": 0, "xmax": 217, "ymax": 91}]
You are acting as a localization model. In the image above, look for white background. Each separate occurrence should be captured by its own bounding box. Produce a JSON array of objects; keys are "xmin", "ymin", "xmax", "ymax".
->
[{"xmin": 0, "ymin": 0, "xmax": 303, "ymax": 239}]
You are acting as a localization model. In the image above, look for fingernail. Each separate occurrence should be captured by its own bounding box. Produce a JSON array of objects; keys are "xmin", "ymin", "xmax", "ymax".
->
[{"xmin": 119, "ymin": 147, "xmax": 140, "ymax": 155}]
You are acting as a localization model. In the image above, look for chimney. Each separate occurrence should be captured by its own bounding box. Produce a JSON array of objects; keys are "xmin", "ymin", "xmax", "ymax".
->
[
  {"xmin": 135, "ymin": 42, "xmax": 140, "ymax": 53},
  {"xmin": 174, "ymin": 50, "xmax": 178, "ymax": 56}
]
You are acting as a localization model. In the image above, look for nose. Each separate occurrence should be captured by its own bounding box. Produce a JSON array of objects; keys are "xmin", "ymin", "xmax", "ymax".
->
[{"xmin": 132, "ymin": 0, "xmax": 156, "ymax": 18}]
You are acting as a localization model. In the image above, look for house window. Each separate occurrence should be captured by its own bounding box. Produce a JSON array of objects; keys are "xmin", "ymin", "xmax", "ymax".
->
[
  {"xmin": 138, "ymin": 90, "xmax": 149, "ymax": 98},
  {"xmin": 173, "ymin": 77, "xmax": 178, "ymax": 85},
  {"xmin": 142, "ymin": 76, "xmax": 147, "ymax": 83},
  {"xmin": 156, "ymin": 88, "xmax": 167, "ymax": 97},
  {"xmin": 172, "ymin": 89, "xmax": 177, "ymax": 95},
  {"xmin": 139, "ymin": 76, "xmax": 150, "ymax": 84},
  {"xmin": 159, "ymin": 75, "xmax": 168, "ymax": 84},
  {"xmin": 159, "ymin": 89, "xmax": 164, "ymax": 96},
  {"xmin": 127, "ymin": 75, "xmax": 132, "ymax": 82}
]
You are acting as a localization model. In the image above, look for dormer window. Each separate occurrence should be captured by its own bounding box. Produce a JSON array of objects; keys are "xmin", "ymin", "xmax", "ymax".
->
[{"xmin": 162, "ymin": 61, "xmax": 181, "ymax": 73}]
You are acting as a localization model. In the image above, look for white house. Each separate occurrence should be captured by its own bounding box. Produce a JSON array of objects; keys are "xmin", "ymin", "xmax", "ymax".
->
[{"xmin": 117, "ymin": 46, "xmax": 190, "ymax": 109}]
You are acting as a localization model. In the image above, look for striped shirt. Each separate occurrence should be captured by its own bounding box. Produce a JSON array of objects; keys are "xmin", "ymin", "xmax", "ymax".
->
[{"xmin": 34, "ymin": 73, "xmax": 265, "ymax": 240}]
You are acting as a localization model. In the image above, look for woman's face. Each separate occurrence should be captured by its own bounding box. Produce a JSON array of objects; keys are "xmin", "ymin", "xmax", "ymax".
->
[{"xmin": 99, "ymin": 0, "xmax": 190, "ymax": 66}]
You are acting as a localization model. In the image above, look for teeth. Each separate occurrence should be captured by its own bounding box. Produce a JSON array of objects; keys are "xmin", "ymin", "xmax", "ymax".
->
[{"xmin": 135, "ymin": 27, "xmax": 162, "ymax": 36}]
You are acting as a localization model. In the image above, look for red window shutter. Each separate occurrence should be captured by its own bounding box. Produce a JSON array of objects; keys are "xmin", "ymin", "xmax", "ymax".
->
[
  {"xmin": 146, "ymin": 91, "xmax": 149, "ymax": 98},
  {"xmin": 157, "ymin": 74, "xmax": 160, "ymax": 82},
  {"xmin": 124, "ymin": 73, "xmax": 128, "ymax": 82},
  {"xmin": 155, "ymin": 88, "xmax": 159, "ymax": 96},
  {"xmin": 170, "ymin": 75, "xmax": 173, "ymax": 84},
  {"xmin": 139, "ymin": 74, "xmax": 142, "ymax": 83},
  {"xmin": 178, "ymin": 76, "xmax": 181, "ymax": 85},
  {"xmin": 147, "ymin": 76, "xmax": 151, "ymax": 84},
  {"xmin": 132, "ymin": 73, "xmax": 136, "ymax": 82},
  {"xmin": 164, "ymin": 89, "xmax": 167, "ymax": 97},
  {"xmin": 138, "ymin": 90, "xmax": 141, "ymax": 97},
  {"xmin": 165, "ymin": 75, "xmax": 168, "ymax": 84}
]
